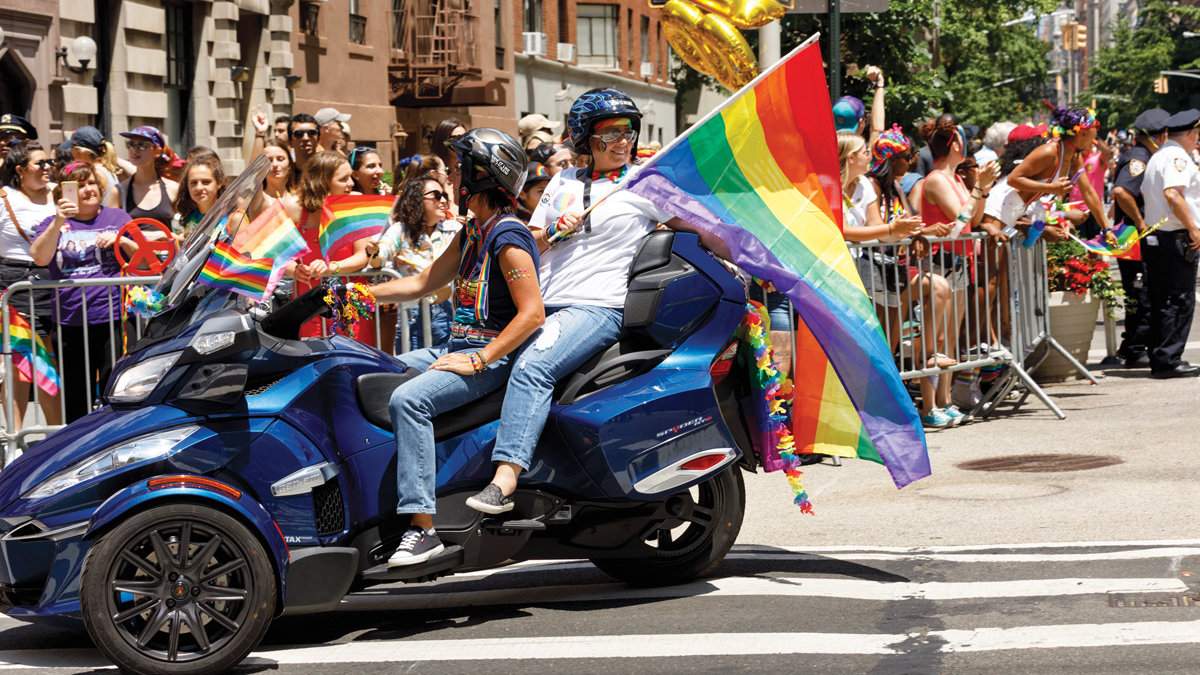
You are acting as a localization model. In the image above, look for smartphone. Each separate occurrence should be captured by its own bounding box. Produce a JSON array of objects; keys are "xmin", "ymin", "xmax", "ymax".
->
[{"xmin": 61, "ymin": 181, "xmax": 79, "ymax": 205}]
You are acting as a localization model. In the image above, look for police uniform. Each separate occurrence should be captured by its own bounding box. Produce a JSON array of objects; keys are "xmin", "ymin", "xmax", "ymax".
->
[
  {"xmin": 1140, "ymin": 108, "xmax": 1200, "ymax": 377},
  {"xmin": 1112, "ymin": 108, "xmax": 1169, "ymax": 365}
]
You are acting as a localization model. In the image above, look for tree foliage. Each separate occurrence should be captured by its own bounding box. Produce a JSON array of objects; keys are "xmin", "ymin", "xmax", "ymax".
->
[{"xmin": 1084, "ymin": 0, "xmax": 1200, "ymax": 129}]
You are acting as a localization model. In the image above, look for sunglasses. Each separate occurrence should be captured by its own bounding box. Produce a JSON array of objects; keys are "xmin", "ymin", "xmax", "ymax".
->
[
  {"xmin": 32, "ymin": 159, "xmax": 55, "ymax": 169},
  {"xmin": 291, "ymin": 128, "xmax": 319, "ymax": 139},
  {"xmin": 127, "ymin": 140, "xmax": 155, "ymax": 151},
  {"xmin": 443, "ymin": 133, "xmax": 466, "ymax": 149},
  {"xmin": 424, "ymin": 189, "xmax": 448, "ymax": 202},
  {"xmin": 593, "ymin": 127, "xmax": 636, "ymax": 144}
]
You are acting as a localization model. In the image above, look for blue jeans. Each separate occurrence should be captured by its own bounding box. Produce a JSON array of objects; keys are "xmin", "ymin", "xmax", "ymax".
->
[
  {"xmin": 491, "ymin": 305, "xmax": 623, "ymax": 470},
  {"xmin": 389, "ymin": 338, "xmax": 514, "ymax": 514},
  {"xmin": 398, "ymin": 299, "xmax": 452, "ymax": 353}
]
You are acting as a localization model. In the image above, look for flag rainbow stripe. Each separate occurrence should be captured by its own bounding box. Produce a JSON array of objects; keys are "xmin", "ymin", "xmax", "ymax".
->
[
  {"xmin": 320, "ymin": 194, "xmax": 391, "ymax": 259},
  {"xmin": 198, "ymin": 241, "xmax": 273, "ymax": 300},
  {"xmin": 6, "ymin": 307, "xmax": 59, "ymax": 397},
  {"xmin": 624, "ymin": 37, "xmax": 929, "ymax": 487},
  {"xmin": 237, "ymin": 200, "xmax": 309, "ymax": 263}
]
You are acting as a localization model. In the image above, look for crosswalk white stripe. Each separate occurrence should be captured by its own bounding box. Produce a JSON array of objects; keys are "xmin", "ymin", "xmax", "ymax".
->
[
  {"xmin": 449, "ymin": 546, "xmax": 1200, "ymax": 581},
  {"xmin": 347, "ymin": 575, "xmax": 1189, "ymax": 606},
  {"xmin": 739, "ymin": 539, "xmax": 1200, "ymax": 553},
  {"xmin": 5, "ymin": 621, "xmax": 1200, "ymax": 668}
]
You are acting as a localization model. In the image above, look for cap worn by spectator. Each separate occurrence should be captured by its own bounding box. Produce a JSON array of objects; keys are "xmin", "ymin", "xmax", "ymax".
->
[
  {"xmin": 314, "ymin": 108, "xmax": 352, "ymax": 126},
  {"xmin": 119, "ymin": 125, "xmax": 165, "ymax": 147},
  {"xmin": 524, "ymin": 162, "xmax": 552, "ymax": 187},
  {"xmin": 833, "ymin": 101, "xmax": 861, "ymax": 133},
  {"xmin": 1133, "ymin": 108, "xmax": 1170, "ymax": 136},
  {"xmin": 68, "ymin": 126, "xmax": 106, "ymax": 154},
  {"xmin": 518, "ymin": 113, "xmax": 564, "ymax": 141},
  {"xmin": 1164, "ymin": 109, "xmax": 1199, "ymax": 134},
  {"xmin": 1007, "ymin": 124, "xmax": 1045, "ymax": 144},
  {"xmin": 0, "ymin": 114, "xmax": 37, "ymax": 140}
]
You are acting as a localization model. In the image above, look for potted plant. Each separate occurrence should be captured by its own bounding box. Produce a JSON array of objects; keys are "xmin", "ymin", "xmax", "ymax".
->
[{"xmin": 1035, "ymin": 239, "xmax": 1124, "ymax": 382}]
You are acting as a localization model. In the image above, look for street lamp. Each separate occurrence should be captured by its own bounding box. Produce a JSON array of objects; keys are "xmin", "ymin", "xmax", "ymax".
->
[{"xmin": 56, "ymin": 35, "xmax": 98, "ymax": 74}]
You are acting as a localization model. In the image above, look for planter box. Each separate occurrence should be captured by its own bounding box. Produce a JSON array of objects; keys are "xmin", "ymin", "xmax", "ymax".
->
[{"xmin": 1033, "ymin": 291, "xmax": 1099, "ymax": 383}]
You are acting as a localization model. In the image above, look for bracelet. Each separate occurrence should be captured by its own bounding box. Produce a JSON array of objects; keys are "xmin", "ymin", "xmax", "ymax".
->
[
  {"xmin": 477, "ymin": 350, "xmax": 489, "ymax": 369},
  {"xmin": 330, "ymin": 261, "xmax": 341, "ymax": 274}
]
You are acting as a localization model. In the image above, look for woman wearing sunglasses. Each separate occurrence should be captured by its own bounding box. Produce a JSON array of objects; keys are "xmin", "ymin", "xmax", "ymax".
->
[
  {"xmin": 371, "ymin": 174, "xmax": 461, "ymax": 352},
  {"xmin": 0, "ymin": 141, "xmax": 63, "ymax": 429},
  {"xmin": 117, "ymin": 126, "xmax": 179, "ymax": 230}
]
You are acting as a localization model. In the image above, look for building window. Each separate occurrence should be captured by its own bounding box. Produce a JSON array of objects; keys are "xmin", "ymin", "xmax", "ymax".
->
[
  {"xmin": 524, "ymin": 0, "xmax": 543, "ymax": 33},
  {"xmin": 300, "ymin": 0, "xmax": 321, "ymax": 36},
  {"xmin": 626, "ymin": 9, "xmax": 633, "ymax": 69},
  {"xmin": 496, "ymin": 2, "xmax": 506, "ymax": 68},
  {"xmin": 640, "ymin": 15, "xmax": 650, "ymax": 64},
  {"xmin": 349, "ymin": 0, "xmax": 367, "ymax": 44},
  {"xmin": 557, "ymin": 0, "xmax": 569, "ymax": 42},
  {"xmin": 164, "ymin": 1, "xmax": 193, "ymax": 88},
  {"xmin": 577, "ymin": 4, "xmax": 617, "ymax": 68}
]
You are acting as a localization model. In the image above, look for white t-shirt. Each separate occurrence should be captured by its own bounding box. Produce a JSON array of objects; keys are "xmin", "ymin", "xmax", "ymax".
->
[
  {"xmin": 528, "ymin": 167, "xmax": 671, "ymax": 308},
  {"xmin": 984, "ymin": 177, "xmax": 1030, "ymax": 227},
  {"xmin": 1143, "ymin": 140, "xmax": 1200, "ymax": 232},
  {"xmin": 0, "ymin": 188, "xmax": 56, "ymax": 262},
  {"xmin": 843, "ymin": 176, "xmax": 878, "ymax": 230}
]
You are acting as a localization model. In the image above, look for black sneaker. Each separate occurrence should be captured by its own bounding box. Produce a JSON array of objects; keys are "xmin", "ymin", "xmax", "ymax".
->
[
  {"xmin": 387, "ymin": 527, "xmax": 444, "ymax": 566},
  {"xmin": 465, "ymin": 484, "xmax": 514, "ymax": 515}
]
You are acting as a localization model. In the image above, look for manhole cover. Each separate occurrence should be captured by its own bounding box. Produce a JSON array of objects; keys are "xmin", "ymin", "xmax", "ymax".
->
[{"xmin": 957, "ymin": 453, "xmax": 1123, "ymax": 473}]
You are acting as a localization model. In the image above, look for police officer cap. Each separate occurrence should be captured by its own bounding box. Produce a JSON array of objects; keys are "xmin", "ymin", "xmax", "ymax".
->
[
  {"xmin": 1133, "ymin": 108, "xmax": 1169, "ymax": 135},
  {"xmin": 1165, "ymin": 109, "xmax": 1200, "ymax": 133},
  {"xmin": 0, "ymin": 114, "xmax": 37, "ymax": 140}
]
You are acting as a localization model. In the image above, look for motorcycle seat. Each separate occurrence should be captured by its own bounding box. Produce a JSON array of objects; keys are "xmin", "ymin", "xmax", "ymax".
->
[{"xmin": 356, "ymin": 371, "xmax": 509, "ymax": 442}]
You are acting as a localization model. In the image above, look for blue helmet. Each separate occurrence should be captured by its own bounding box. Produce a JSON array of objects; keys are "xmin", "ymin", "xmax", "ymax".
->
[{"xmin": 566, "ymin": 88, "xmax": 642, "ymax": 155}]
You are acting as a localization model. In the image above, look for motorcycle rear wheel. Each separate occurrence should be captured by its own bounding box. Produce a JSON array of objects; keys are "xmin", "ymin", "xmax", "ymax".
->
[
  {"xmin": 80, "ymin": 503, "xmax": 277, "ymax": 675},
  {"xmin": 590, "ymin": 465, "xmax": 745, "ymax": 587}
]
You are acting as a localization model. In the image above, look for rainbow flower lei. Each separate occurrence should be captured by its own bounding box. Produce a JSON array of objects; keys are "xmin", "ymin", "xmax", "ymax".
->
[
  {"xmin": 739, "ymin": 300, "xmax": 813, "ymax": 514},
  {"xmin": 123, "ymin": 285, "xmax": 165, "ymax": 319},
  {"xmin": 323, "ymin": 282, "xmax": 377, "ymax": 335}
]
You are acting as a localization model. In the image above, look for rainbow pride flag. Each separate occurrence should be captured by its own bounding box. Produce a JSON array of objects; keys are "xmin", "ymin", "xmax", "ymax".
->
[
  {"xmin": 198, "ymin": 241, "xmax": 273, "ymax": 301},
  {"xmin": 320, "ymin": 194, "xmax": 391, "ymax": 260},
  {"xmin": 1073, "ymin": 221, "xmax": 1161, "ymax": 258},
  {"xmin": 623, "ymin": 36, "xmax": 929, "ymax": 487},
  {"xmin": 233, "ymin": 200, "xmax": 309, "ymax": 294},
  {"xmin": 6, "ymin": 306, "xmax": 59, "ymax": 397}
]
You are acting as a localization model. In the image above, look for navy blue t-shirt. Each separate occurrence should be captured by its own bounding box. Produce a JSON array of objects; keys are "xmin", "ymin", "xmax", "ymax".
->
[{"xmin": 453, "ymin": 216, "xmax": 540, "ymax": 332}]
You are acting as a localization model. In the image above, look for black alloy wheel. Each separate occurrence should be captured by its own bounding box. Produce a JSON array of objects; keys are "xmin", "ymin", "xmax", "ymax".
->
[
  {"xmin": 590, "ymin": 465, "xmax": 745, "ymax": 586},
  {"xmin": 81, "ymin": 503, "xmax": 276, "ymax": 675}
]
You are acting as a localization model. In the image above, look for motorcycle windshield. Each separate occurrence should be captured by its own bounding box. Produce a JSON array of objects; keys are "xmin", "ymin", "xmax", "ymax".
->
[{"xmin": 155, "ymin": 154, "xmax": 272, "ymax": 308}]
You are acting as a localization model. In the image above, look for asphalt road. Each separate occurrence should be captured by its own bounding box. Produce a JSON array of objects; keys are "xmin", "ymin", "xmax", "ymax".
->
[{"xmin": 2, "ymin": 285, "xmax": 1199, "ymax": 673}]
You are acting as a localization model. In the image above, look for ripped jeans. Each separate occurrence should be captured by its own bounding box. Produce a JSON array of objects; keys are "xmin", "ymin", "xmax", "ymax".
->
[{"xmin": 490, "ymin": 305, "xmax": 623, "ymax": 469}]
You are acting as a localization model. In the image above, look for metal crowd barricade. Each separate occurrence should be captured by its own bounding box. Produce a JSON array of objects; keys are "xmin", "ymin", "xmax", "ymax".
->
[
  {"xmin": 2, "ymin": 271, "xmax": 437, "ymax": 466},
  {"xmin": 845, "ymin": 231, "xmax": 1094, "ymax": 424}
]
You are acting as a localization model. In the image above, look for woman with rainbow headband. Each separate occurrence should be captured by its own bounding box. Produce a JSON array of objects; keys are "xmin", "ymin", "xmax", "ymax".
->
[
  {"xmin": 368, "ymin": 129, "xmax": 544, "ymax": 565},
  {"xmin": 996, "ymin": 106, "xmax": 1111, "ymax": 235}
]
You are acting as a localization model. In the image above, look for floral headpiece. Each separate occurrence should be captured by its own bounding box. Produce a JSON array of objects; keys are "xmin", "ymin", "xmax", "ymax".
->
[
  {"xmin": 870, "ymin": 124, "xmax": 912, "ymax": 174},
  {"xmin": 1046, "ymin": 107, "xmax": 1099, "ymax": 139}
]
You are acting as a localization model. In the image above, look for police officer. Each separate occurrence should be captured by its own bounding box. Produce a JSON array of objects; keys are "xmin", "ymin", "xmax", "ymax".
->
[
  {"xmin": 1141, "ymin": 108, "xmax": 1200, "ymax": 378},
  {"xmin": 1111, "ymin": 108, "xmax": 1169, "ymax": 368},
  {"xmin": 0, "ymin": 114, "xmax": 37, "ymax": 160}
]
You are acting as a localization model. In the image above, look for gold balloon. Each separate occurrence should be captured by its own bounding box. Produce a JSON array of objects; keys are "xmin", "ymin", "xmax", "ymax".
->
[
  {"xmin": 654, "ymin": 0, "xmax": 767, "ymax": 91},
  {"xmin": 691, "ymin": 0, "xmax": 791, "ymax": 29}
]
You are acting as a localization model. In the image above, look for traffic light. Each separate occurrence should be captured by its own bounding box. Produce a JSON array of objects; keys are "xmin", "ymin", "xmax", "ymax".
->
[
  {"xmin": 1074, "ymin": 23, "xmax": 1088, "ymax": 51},
  {"xmin": 1155, "ymin": 76, "xmax": 1170, "ymax": 94},
  {"xmin": 1062, "ymin": 23, "xmax": 1077, "ymax": 52}
]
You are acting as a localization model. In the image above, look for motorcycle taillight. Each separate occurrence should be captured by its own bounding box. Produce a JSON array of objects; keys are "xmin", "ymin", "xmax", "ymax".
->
[{"xmin": 709, "ymin": 340, "xmax": 739, "ymax": 384}]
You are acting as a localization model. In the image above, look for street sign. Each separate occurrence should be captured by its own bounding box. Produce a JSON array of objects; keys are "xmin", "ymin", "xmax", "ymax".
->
[{"xmin": 788, "ymin": 0, "xmax": 888, "ymax": 13}]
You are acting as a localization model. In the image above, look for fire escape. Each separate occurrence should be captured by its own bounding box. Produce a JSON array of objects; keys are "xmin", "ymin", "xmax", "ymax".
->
[{"xmin": 389, "ymin": 0, "xmax": 505, "ymax": 107}]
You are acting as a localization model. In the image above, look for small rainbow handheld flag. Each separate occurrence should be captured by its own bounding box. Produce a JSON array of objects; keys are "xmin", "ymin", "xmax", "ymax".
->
[
  {"xmin": 320, "ymin": 194, "xmax": 391, "ymax": 260},
  {"xmin": 623, "ymin": 35, "xmax": 929, "ymax": 488},
  {"xmin": 6, "ymin": 306, "xmax": 60, "ymax": 397},
  {"xmin": 198, "ymin": 241, "xmax": 273, "ymax": 301},
  {"xmin": 1072, "ymin": 221, "xmax": 1162, "ymax": 258},
  {"xmin": 235, "ymin": 200, "xmax": 309, "ymax": 263}
]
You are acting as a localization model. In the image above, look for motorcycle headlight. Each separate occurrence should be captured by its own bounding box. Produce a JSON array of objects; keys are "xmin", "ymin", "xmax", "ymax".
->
[
  {"xmin": 24, "ymin": 426, "xmax": 200, "ymax": 500},
  {"xmin": 110, "ymin": 351, "xmax": 182, "ymax": 403}
]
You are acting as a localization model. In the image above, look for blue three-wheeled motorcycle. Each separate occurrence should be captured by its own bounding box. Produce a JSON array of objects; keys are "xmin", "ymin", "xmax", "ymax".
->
[{"xmin": 0, "ymin": 158, "xmax": 774, "ymax": 673}]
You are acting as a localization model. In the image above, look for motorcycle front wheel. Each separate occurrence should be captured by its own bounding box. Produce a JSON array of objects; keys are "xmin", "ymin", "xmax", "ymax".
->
[
  {"xmin": 590, "ymin": 465, "xmax": 745, "ymax": 587},
  {"xmin": 80, "ymin": 503, "xmax": 277, "ymax": 675}
]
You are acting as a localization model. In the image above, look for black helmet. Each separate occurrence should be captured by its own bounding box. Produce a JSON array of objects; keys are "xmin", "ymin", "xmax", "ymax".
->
[
  {"xmin": 566, "ymin": 88, "xmax": 642, "ymax": 155},
  {"xmin": 451, "ymin": 128, "xmax": 528, "ymax": 213}
]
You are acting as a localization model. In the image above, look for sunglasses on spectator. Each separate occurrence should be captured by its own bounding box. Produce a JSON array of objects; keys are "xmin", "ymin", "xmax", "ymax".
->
[
  {"xmin": 127, "ymin": 140, "xmax": 155, "ymax": 151},
  {"xmin": 443, "ymin": 133, "xmax": 466, "ymax": 149},
  {"xmin": 593, "ymin": 127, "xmax": 636, "ymax": 144},
  {"xmin": 291, "ymin": 128, "xmax": 319, "ymax": 139},
  {"xmin": 424, "ymin": 190, "xmax": 449, "ymax": 202},
  {"xmin": 31, "ymin": 159, "xmax": 54, "ymax": 169}
]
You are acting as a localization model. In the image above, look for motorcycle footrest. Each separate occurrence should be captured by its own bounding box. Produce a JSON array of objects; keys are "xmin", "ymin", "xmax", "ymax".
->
[
  {"xmin": 360, "ymin": 544, "xmax": 465, "ymax": 582},
  {"xmin": 482, "ymin": 518, "xmax": 546, "ymax": 533}
]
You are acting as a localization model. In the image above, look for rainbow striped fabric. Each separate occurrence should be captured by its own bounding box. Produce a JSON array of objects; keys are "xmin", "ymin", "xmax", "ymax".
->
[
  {"xmin": 623, "ymin": 37, "xmax": 929, "ymax": 488},
  {"xmin": 1074, "ymin": 221, "xmax": 1160, "ymax": 258},
  {"xmin": 320, "ymin": 194, "xmax": 392, "ymax": 260},
  {"xmin": 6, "ymin": 307, "xmax": 59, "ymax": 397},
  {"xmin": 198, "ymin": 241, "xmax": 273, "ymax": 301},
  {"xmin": 233, "ymin": 200, "xmax": 309, "ymax": 294}
]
